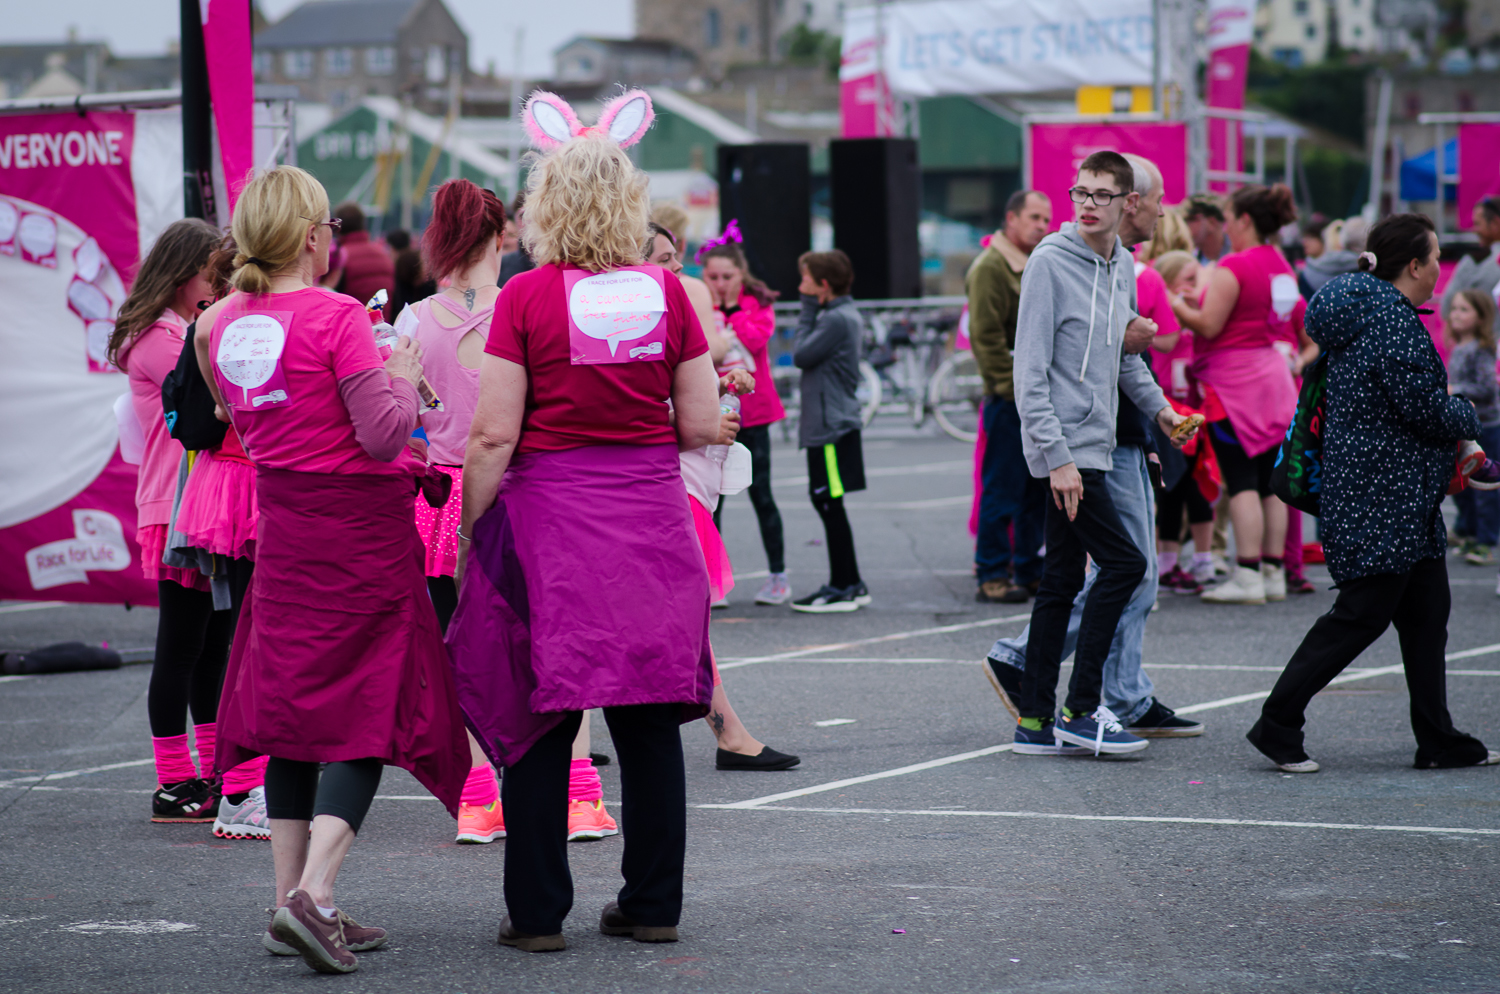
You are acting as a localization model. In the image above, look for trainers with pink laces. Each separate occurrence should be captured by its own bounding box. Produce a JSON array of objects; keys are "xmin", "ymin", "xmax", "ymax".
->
[
  {"xmin": 456, "ymin": 799, "xmax": 506, "ymax": 844},
  {"xmin": 566, "ymin": 799, "xmax": 619, "ymax": 841}
]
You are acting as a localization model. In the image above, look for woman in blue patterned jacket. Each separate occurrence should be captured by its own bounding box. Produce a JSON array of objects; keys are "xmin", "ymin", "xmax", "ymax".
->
[{"xmin": 1247, "ymin": 213, "xmax": 1499, "ymax": 773}]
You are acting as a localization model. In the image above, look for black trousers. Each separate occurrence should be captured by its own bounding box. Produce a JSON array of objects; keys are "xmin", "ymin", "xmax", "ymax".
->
[
  {"xmin": 1020, "ymin": 469, "xmax": 1148, "ymax": 719},
  {"xmin": 146, "ymin": 580, "xmax": 234, "ymax": 738},
  {"xmin": 811, "ymin": 495, "xmax": 862, "ymax": 589},
  {"xmin": 263, "ymin": 757, "xmax": 384, "ymax": 833},
  {"xmin": 427, "ymin": 575, "xmax": 458, "ymax": 635},
  {"xmin": 713, "ymin": 423, "xmax": 785, "ymax": 574},
  {"xmin": 502, "ymin": 704, "xmax": 686, "ymax": 935},
  {"xmin": 1247, "ymin": 556, "xmax": 1487, "ymax": 768}
]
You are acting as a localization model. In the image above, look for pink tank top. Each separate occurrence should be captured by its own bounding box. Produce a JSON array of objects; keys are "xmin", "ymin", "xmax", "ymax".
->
[{"xmin": 401, "ymin": 294, "xmax": 485, "ymax": 466}]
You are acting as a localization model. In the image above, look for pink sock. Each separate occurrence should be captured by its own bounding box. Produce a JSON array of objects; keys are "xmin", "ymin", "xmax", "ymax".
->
[
  {"xmin": 152, "ymin": 734, "xmax": 197, "ymax": 785},
  {"xmin": 461, "ymin": 764, "xmax": 499, "ymax": 807},
  {"xmin": 1158, "ymin": 551, "xmax": 1177, "ymax": 574},
  {"xmin": 192, "ymin": 723, "xmax": 216, "ymax": 778},
  {"xmin": 222, "ymin": 755, "xmax": 268, "ymax": 795},
  {"xmin": 568, "ymin": 758, "xmax": 602, "ymax": 802}
]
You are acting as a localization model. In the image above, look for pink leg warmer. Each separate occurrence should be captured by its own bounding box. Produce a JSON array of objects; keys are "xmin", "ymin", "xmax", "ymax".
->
[
  {"xmin": 461, "ymin": 763, "xmax": 499, "ymax": 807},
  {"xmin": 152, "ymin": 734, "xmax": 197, "ymax": 785},
  {"xmin": 568, "ymin": 758, "xmax": 602, "ymax": 802},
  {"xmin": 192, "ymin": 723, "xmax": 216, "ymax": 778},
  {"xmin": 221, "ymin": 755, "xmax": 268, "ymax": 795}
]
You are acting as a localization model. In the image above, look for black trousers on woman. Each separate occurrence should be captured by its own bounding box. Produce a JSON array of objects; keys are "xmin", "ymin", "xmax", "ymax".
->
[
  {"xmin": 1247, "ymin": 556, "xmax": 1487, "ymax": 768},
  {"xmin": 502, "ymin": 703, "xmax": 686, "ymax": 936}
]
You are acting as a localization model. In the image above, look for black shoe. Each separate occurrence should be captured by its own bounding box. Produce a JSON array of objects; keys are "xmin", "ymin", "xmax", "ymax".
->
[
  {"xmin": 790, "ymin": 584, "xmax": 860, "ymax": 613},
  {"xmin": 1002, "ymin": 580, "xmax": 1039, "ymax": 604},
  {"xmin": 151, "ymin": 777, "xmax": 218, "ymax": 823},
  {"xmin": 599, "ymin": 901, "xmax": 679, "ymax": 942},
  {"xmin": 849, "ymin": 581, "xmax": 872, "ymax": 606},
  {"xmin": 716, "ymin": 746, "xmax": 801, "ymax": 771},
  {"xmin": 1126, "ymin": 699, "xmax": 1204, "ymax": 737},
  {"xmin": 981, "ymin": 656, "xmax": 1022, "ymax": 721},
  {"xmin": 589, "ymin": 752, "xmax": 611, "ymax": 766}
]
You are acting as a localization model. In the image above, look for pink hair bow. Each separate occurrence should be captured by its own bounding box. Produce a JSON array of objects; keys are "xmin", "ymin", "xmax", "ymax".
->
[{"xmin": 694, "ymin": 219, "xmax": 743, "ymax": 264}]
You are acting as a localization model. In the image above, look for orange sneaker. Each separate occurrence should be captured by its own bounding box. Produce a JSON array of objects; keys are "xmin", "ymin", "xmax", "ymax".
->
[
  {"xmin": 455, "ymin": 800, "xmax": 506, "ymax": 843},
  {"xmin": 566, "ymin": 799, "xmax": 619, "ymax": 841}
]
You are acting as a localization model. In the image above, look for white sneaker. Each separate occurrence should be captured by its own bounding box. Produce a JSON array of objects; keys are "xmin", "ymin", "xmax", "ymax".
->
[
  {"xmin": 1200, "ymin": 565, "xmax": 1266, "ymax": 605},
  {"xmin": 1188, "ymin": 557, "xmax": 1217, "ymax": 585},
  {"xmin": 710, "ymin": 597, "xmax": 730, "ymax": 609},
  {"xmin": 1277, "ymin": 759, "xmax": 1320, "ymax": 773},
  {"xmin": 754, "ymin": 573, "xmax": 791, "ymax": 605},
  {"xmin": 1210, "ymin": 553, "xmax": 1231, "ymax": 577},
  {"xmin": 1261, "ymin": 563, "xmax": 1286, "ymax": 601},
  {"xmin": 214, "ymin": 785, "xmax": 271, "ymax": 840}
]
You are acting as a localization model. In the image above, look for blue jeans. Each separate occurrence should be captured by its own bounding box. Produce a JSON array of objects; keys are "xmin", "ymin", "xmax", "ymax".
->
[
  {"xmin": 976, "ymin": 397, "xmax": 1048, "ymax": 585},
  {"xmin": 988, "ymin": 445, "xmax": 1158, "ymax": 723},
  {"xmin": 1453, "ymin": 423, "xmax": 1500, "ymax": 546}
]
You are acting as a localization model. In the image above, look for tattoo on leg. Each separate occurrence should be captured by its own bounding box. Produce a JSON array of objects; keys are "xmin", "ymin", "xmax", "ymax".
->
[{"xmin": 709, "ymin": 711, "xmax": 726, "ymax": 739}]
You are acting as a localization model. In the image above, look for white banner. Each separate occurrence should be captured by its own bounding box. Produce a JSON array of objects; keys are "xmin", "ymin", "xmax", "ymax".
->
[{"xmin": 842, "ymin": 0, "xmax": 1156, "ymax": 97}]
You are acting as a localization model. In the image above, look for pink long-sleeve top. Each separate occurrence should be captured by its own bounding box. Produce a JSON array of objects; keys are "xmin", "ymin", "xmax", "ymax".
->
[
  {"xmin": 719, "ymin": 291, "xmax": 786, "ymax": 428},
  {"xmin": 119, "ymin": 309, "xmax": 191, "ymax": 527}
]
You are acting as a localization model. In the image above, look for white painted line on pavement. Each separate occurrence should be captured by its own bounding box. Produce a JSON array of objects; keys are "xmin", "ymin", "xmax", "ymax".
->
[
  {"xmin": 1446, "ymin": 643, "xmax": 1500, "ymax": 661},
  {"xmin": 0, "ymin": 602, "xmax": 66, "ymax": 615},
  {"xmin": 0, "ymin": 676, "xmax": 33, "ymax": 683},
  {"xmin": 774, "ymin": 459, "xmax": 970, "ymax": 490},
  {"xmin": 717, "ymin": 613, "xmax": 1030, "ymax": 670},
  {"xmin": 715, "ymin": 805, "xmax": 1500, "ymax": 837},
  {"xmin": 0, "ymin": 757, "xmax": 154, "ymax": 789}
]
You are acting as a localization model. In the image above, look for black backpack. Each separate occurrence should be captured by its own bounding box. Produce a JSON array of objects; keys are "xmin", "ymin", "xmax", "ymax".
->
[
  {"xmin": 1270, "ymin": 355, "xmax": 1327, "ymax": 516},
  {"xmin": 161, "ymin": 321, "xmax": 229, "ymax": 451}
]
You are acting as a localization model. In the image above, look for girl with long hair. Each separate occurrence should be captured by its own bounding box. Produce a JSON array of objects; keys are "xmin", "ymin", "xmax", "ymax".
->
[
  {"xmin": 109, "ymin": 217, "xmax": 230, "ymax": 825},
  {"xmin": 1445, "ymin": 287, "xmax": 1500, "ymax": 566}
]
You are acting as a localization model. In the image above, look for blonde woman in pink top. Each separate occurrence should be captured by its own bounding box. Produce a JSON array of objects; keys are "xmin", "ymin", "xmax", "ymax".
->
[{"xmin": 106, "ymin": 218, "xmax": 229, "ymax": 826}]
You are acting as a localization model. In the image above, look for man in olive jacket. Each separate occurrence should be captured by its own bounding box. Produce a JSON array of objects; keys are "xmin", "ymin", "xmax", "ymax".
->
[{"xmin": 967, "ymin": 190, "xmax": 1052, "ymax": 603}]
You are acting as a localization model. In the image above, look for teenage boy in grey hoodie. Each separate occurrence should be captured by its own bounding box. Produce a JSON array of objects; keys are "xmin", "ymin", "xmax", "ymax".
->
[{"xmin": 1010, "ymin": 150, "xmax": 1196, "ymax": 756}]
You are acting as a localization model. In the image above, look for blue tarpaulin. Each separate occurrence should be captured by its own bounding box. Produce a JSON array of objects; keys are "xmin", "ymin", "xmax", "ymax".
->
[{"xmin": 1400, "ymin": 138, "xmax": 1458, "ymax": 202}]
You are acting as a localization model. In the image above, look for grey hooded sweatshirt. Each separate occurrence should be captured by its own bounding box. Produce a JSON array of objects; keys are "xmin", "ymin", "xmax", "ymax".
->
[{"xmin": 1012, "ymin": 222, "xmax": 1168, "ymax": 478}]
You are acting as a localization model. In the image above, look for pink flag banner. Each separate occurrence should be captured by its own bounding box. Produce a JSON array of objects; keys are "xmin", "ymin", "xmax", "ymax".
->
[
  {"xmin": 1028, "ymin": 121, "xmax": 1189, "ymax": 230},
  {"xmin": 0, "ymin": 108, "xmax": 184, "ymax": 606},
  {"xmin": 839, "ymin": 10, "xmax": 894, "ymax": 137},
  {"xmin": 1205, "ymin": 0, "xmax": 1253, "ymax": 192},
  {"xmin": 201, "ymin": 0, "xmax": 256, "ymax": 211},
  {"xmin": 1457, "ymin": 123, "xmax": 1500, "ymax": 232}
]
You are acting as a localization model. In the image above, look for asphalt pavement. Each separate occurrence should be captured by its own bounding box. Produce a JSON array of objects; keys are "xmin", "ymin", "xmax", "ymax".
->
[{"xmin": 3, "ymin": 422, "xmax": 1500, "ymax": 994}]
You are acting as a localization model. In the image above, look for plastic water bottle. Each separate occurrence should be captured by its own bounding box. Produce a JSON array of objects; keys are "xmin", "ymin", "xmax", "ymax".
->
[{"xmin": 720, "ymin": 391, "xmax": 741, "ymax": 417}]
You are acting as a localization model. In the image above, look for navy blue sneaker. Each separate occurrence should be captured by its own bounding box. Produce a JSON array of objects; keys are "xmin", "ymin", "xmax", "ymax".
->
[
  {"xmin": 1012, "ymin": 722, "xmax": 1090, "ymax": 756},
  {"xmin": 1055, "ymin": 707, "xmax": 1149, "ymax": 755}
]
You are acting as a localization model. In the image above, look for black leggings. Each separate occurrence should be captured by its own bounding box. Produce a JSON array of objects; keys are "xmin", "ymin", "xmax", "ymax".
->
[
  {"xmin": 1156, "ymin": 471, "xmax": 1215, "ymax": 543},
  {"xmin": 713, "ymin": 423, "xmax": 785, "ymax": 573},
  {"xmin": 146, "ymin": 580, "xmax": 234, "ymax": 738},
  {"xmin": 812, "ymin": 494, "xmax": 862, "ymax": 589},
  {"xmin": 427, "ymin": 575, "xmax": 458, "ymax": 635},
  {"xmin": 226, "ymin": 556, "xmax": 255, "ymax": 636},
  {"xmin": 263, "ymin": 757, "xmax": 384, "ymax": 833}
]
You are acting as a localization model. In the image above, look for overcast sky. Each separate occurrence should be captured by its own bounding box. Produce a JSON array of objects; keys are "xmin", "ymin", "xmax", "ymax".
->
[{"xmin": 5, "ymin": 0, "xmax": 635, "ymax": 77}]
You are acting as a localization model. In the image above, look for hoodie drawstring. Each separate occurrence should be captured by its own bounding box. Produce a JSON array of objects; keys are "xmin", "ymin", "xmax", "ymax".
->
[{"xmin": 1079, "ymin": 257, "xmax": 1101, "ymax": 382}]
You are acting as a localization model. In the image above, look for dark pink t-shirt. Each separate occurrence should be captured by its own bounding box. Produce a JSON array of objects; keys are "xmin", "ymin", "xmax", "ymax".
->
[
  {"xmin": 209, "ymin": 286, "xmax": 406, "ymax": 475},
  {"xmin": 1198, "ymin": 244, "xmax": 1306, "ymax": 356},
  {"xmin": 1137, "ymin": 263, "xmax": 1192, "ymax": 401},
  {"xmin": 485, "ymin": 262, "xmax": 709, "ymax": 454}
]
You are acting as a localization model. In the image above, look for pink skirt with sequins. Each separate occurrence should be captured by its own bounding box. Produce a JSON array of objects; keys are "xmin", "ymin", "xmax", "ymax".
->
[{"xmin": 414, "ymin": 466, "xmax": 461, "ymax": 577}]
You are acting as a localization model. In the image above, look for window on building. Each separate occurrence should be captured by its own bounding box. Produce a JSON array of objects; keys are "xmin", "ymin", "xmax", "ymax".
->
[
  {"xmin": 1459, "ymin": 91, "xmax": 1475, "ymax": 112},
  {"xmin": 706, "ymin": 8, "xmax": 722, "ymax": 48},
  {"xmin": 253, "ymin": 51, "xmax": 272, "ymax": 76},
  {"xmin": 1293, "ymin": 0, "xmax": 1308, "ymax": 13},
  {"xmin": 426, "ymin": 44, "xmax": 447, "ymax": 83},
  {"xmin": 1353, "ymin": 24, "xmax": 1363, "ymax": 36},
  {"xmin": 737, "ymin": 23, "xmax": 752, "ymax": 47},
  {"xmin": 804, "ymin": 1, "xmax": 813, "ymax": 16},
  {"xmin": 1272, "ymin": 47, "xmax": 1304, "ymax": 67},
  {"xmin": 1404, "ymin": 93, "xmax": 1421, "ymax": 117},
  {"xmin": 365, "ymin": 47, "xmax": 395, "ymax": 75},
  {"xmin": 325, "ymin": 48, "xmax": 353, "ymax": 76},
  {"xmin": 283, "ymin": 50, "xmax": 313, "ymax": 78},
  {"xmin": 1305, "ymin": 22, "xmax": 1317, "ymax": 37}
]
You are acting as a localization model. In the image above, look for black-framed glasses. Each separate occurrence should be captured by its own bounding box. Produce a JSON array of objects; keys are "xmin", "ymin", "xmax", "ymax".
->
[
  {"xmin": 1068, "ymin": 187, "xmax": 1129, "ymax": 207},
  {"xmin": 302, "ymin": 216, "xmax": 344, "ymax": 233}
]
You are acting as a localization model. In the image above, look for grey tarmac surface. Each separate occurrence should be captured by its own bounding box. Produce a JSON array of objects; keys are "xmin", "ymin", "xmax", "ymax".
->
[{"xmin": 3, "ymin": 423, "xmax": 1500, "ymax": 994}]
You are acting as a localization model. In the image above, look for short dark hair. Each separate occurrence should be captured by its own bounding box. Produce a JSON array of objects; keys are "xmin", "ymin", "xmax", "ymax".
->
[
  {"xmin": 1480, "ymin": 197, "xmax": 1500, "ymax": 224},
  {"xmin": 643, "ymin": 221, "xmax": 673, "ymax": 258},
  {"xmin": 798, "ymin": 249, "xmax": 854, "ymax": 296},
  {"xmin": 384, "ymin": 229, "xmax": 411, "ymax": 252},
  {"xmin": 1005, "ymin": 189, "xmax": 1040, "ymax": 217},
  {"xmin": 1358, "ymin": 212, "xmax": 1436, "ymax": 283},
  {"xmin": 1076, "ymin": 151, "xmax": 1133, "ymax": 196},
  {"xmin": 334, "ymin": 201, "xmax": 366, "ymax": 235},
  {"xmin": 1229, "ymin": 183, "xmax": 1297, "ymax": 239},
  {"xmin": 1183, "ymin": 193, "xmax": 1225, "ymax": 223}
]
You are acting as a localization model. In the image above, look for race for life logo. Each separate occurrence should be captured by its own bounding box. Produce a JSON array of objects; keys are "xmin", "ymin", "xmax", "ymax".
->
[
  {"xmin": 25, "ymin": 509, "xmax": 131, "ymax": 590},
  {"xmin": 217, "ymin": 313, "xmax": 293, "ymax": 410}
]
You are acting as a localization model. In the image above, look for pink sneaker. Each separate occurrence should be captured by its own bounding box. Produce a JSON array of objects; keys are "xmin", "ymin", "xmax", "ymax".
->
[
  {"xmin": 270, "ymin": 889, "xmax": 357, "ymax": 973},
  {"xmin": 456, "ymin": 799, "xmax": 507, "ymax": 844},
  {"xmin": 566, "ymin": 799, "xmax": 619, "ymax": 841}
]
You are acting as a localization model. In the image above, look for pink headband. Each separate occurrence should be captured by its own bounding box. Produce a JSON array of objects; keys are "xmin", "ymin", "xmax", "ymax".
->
[{"xmin": 694, "ymin": 219, "xmax": 742, "ymax": 264}]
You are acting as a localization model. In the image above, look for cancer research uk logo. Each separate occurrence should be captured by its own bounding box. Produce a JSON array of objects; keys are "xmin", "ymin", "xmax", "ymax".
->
[{"xmin": 25, "ymin": 510, "xmax": 132, "ymax": 591}]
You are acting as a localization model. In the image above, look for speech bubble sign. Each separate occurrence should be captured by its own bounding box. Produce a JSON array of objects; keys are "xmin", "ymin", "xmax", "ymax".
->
[
  {"xmin": 217, "ymin": 314, "xmax": 287, "ymax": 389},
  {"xmin": 568, "ymin": 270, "xmax": 666, "ymax": 357}
]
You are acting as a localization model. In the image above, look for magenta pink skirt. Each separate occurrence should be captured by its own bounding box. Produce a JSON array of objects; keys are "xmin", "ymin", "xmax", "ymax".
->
[
  {"xmin": 136, "ymin": 524, "xmax": 210, "ymax": 591},
  {"xmin": 175, "ymin": 450, "xmax": 259, "ymax": 561},
  {"xmin": 414, "ymin": 466, "xmax": 461, "ymax": 577},
  {"xmin": 691, "ymin": 498, "xmax": 734, "ymax": 604}
]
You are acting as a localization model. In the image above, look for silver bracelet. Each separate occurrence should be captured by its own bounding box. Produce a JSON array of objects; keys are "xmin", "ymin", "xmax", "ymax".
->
[{"xmin": 456, "ymin": 526, "xmax": 472, "ymax": 542}]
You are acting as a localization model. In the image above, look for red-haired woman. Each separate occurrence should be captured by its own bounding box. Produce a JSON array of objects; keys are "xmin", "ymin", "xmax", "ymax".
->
[{"xmin": 700, "ymin": 237, "xmax": 789, "ymax": 605}]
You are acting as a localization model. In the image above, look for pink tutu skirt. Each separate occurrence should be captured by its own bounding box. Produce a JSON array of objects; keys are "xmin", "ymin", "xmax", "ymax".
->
[
  {"xmin": 414, "ymin": 466, "xmax": 461, "ymax": 577},
  {"xmin": 175, "ymin": 450, "xmax": 259, "ymax": 561},
  {"xmin": 690, "ymin": 498, "xmax": 734, "ymax": 604},
  {"xmin": 136, "ymin": 524, "xmax": 210, "ymax": 591}
]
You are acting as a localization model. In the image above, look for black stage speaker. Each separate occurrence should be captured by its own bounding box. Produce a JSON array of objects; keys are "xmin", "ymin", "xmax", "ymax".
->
[
  {"xmin": 829, "ymin": 138, "xmax": 921, "ymax": 300},
  {"xmin": 717, "ymin": 143, "xmax": 810, "ymax": 300}
]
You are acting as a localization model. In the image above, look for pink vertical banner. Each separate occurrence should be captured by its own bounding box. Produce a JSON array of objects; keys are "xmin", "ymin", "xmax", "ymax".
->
[
  {"xmin": 201, "ymin": 0, "xmax": 255, "ymax": 211},
  {"xmin": 838, "ymin": 9, "xmax": 894, "ymax": 138},
  {"xmin": 1028, "ymin": 122, "xmax": 1189, "ymax": 231},
  {"xmin": 1457, "ymin": 123, "xmax": 1500, "ymax": 232},
  {"xmin": 1206, "ymin": 0, "xmax": 1253, "ymax": 192}
]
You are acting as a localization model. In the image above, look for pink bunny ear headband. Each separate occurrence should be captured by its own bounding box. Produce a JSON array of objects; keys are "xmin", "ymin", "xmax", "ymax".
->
[
  {"xmin": 522, "ymin": 89, "xmax": 655, "ymax": 151},
  {"xmin": 694, "ymin": 219, "xmax": 743, "ymax": 264}
]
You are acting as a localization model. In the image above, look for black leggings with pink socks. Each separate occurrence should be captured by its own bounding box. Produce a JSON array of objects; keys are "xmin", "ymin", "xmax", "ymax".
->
[{"xmin": 145, "ymin": 580, "xmax": 234, "ymax": 737}]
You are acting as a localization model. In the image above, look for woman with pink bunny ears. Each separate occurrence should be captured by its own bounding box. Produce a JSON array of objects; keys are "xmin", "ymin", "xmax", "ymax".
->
[{"xmin": 447, "ymin": 89, "xmax": 720, "ymax": 951}]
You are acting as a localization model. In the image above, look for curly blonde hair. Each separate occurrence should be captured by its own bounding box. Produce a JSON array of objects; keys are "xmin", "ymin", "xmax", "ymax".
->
[
  {"xmin": 1144, "ymin": 208, "xmax": 1193, "ymax": 262},
  {"xmin": 229, "ymin": 165, "xmax": 330, "ymax": 295},
  {"xmin": 523, "ymin": 135, "xmax": 650, "ymax": 272}
]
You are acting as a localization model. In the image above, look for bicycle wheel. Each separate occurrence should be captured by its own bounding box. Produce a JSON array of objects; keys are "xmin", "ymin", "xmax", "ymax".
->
[
  {"xmin": 858, "ymin": 360, "xmax": 882, "ymax": 428},
  {"xmin": 928, "ymin": 351, "xmax": 983, "ymax": 442}
]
